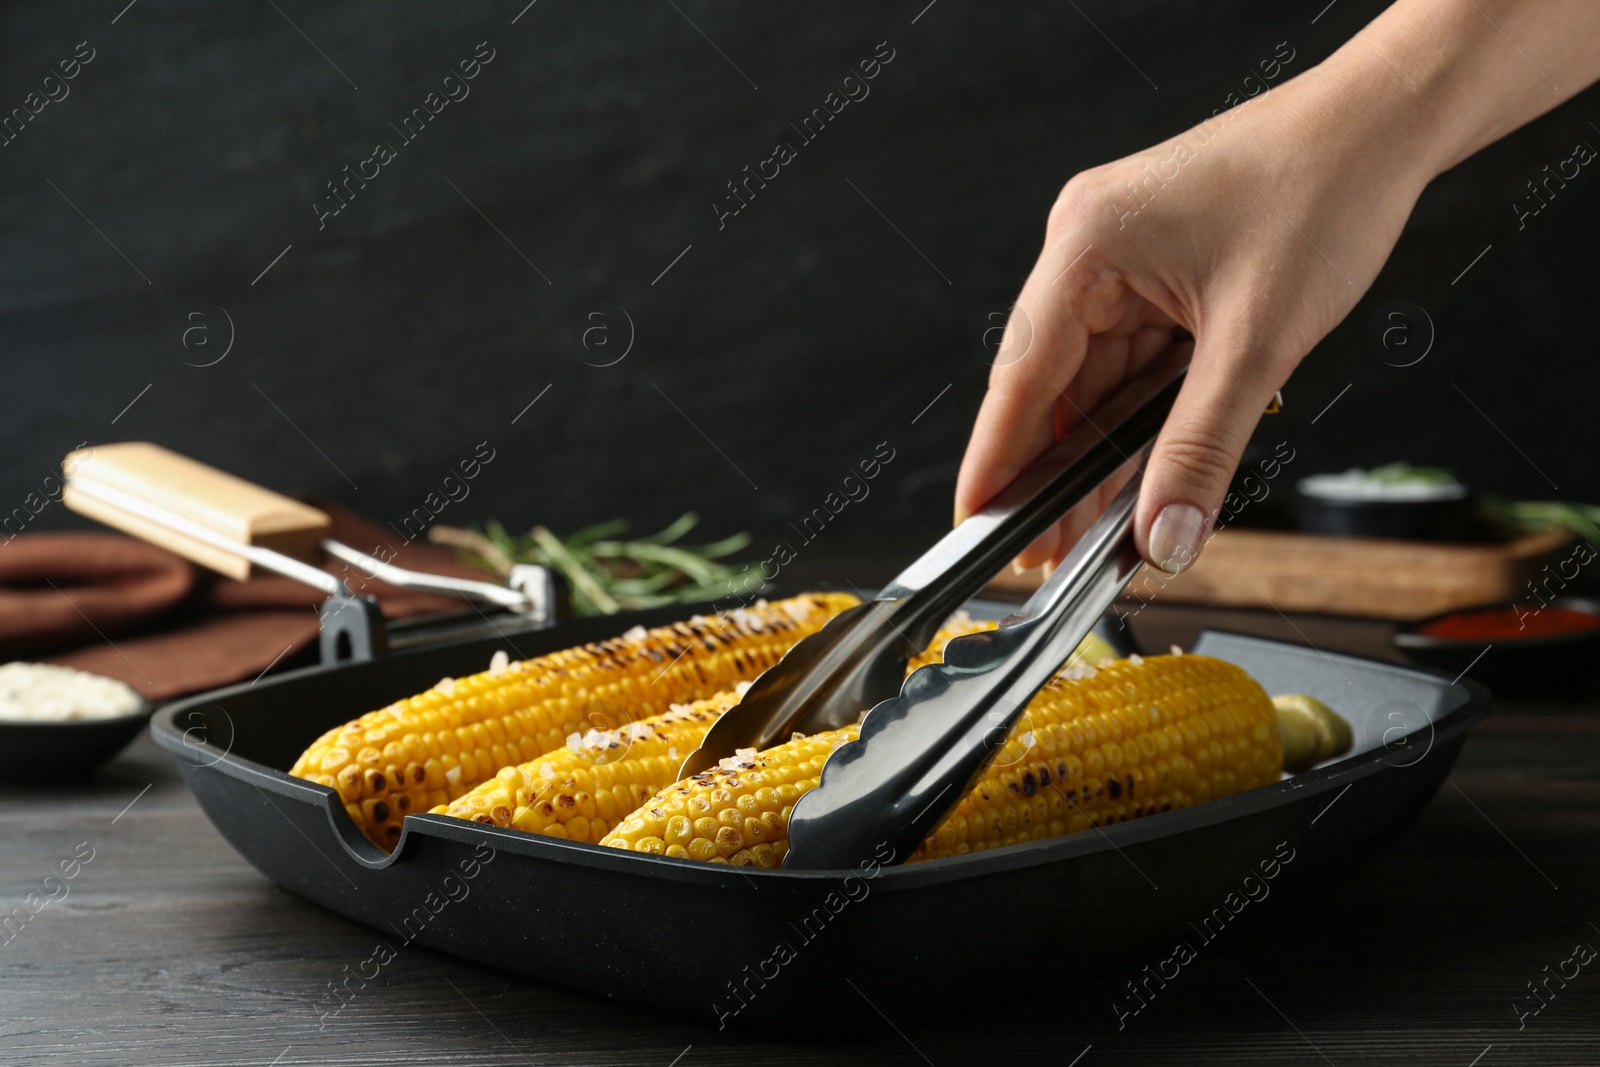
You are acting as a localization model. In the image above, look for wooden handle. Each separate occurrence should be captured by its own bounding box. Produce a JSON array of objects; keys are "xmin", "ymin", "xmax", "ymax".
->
[{"xmin": 63, "ymin": 442, "xmax": 330, "ymax": 581}]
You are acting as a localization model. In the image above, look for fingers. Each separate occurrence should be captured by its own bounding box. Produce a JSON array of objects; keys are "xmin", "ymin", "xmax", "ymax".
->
[
  {"xmin": 957, "ymin": 280, "xmax": 1174, "ymax": 573},
  {"xmin": 1014, "ymin": 523, "xmax": 1062, "ymax": 572},
  {"xmin": 1010, "ymin": 322, "xmax": 1167, "ymax": 570},
  {"xmin": 1018, "ymin": 457, "xmax": 1142, "ymax": 573},
  {"xmin": 955, "ymin": 358, "xmax": 1072, "ymax": 528},
  {"xmin": 1039, "ymin": 459, "xmax": 1140, "ymax": 570},
  {"xmin": 1134, "ymin": 328, "xmax": 1282, "ymax": 574},
  {"xmin": 953, "ymin": 268, "xmax": 1092, "ymax": 527},
  {"xmin": 1125, "ymin": 323, "xmax": 1177, "ymax": 377},
  {"xmin": 954, "ymin": 177, "xmax": 1182, "ymax": 579}
]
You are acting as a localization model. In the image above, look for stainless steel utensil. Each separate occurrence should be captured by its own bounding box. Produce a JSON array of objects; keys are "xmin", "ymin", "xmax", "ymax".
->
[
  {"xmin": 784, "ymin": 474, "xmax": 1146, "ymax": 868},
  {"xmin": 64, "ymin": 442, "xmax": 561, "ymax": 662},
  {"xmin": 677, "ymin": 339, "xmax": 1191, "ymax": 777}
]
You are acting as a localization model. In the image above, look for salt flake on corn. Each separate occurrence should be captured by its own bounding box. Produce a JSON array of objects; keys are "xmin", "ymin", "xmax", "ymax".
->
[
  {"xmin": 435, "ymin": 611, "xmax": 1003, "ymax": 846},
  {"xmin": 601, "ymin": 653, "xmax": 1283, "ymax": 867},
  {"xmin": 288, "ymin": 592, "xmax": 859, "ymax": 851}
]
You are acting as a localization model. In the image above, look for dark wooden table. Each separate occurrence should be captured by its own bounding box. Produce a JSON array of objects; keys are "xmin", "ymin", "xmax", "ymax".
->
[{"xmin": 3, "ymin": 672, "xmax": 1597, "ymax": 1065}]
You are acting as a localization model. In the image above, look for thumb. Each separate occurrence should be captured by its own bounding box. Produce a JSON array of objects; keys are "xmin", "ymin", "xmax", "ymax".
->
[{"xmin": 1134, "ymin": 337, "xmax": 1280, "ymax": 574}]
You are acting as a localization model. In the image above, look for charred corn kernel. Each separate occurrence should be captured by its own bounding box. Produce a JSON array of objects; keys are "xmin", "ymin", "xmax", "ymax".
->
[
  {"xmin": 1272, "ymin": 693, "xmax": 1353, "ymax": 772},
  {"xmin": 602, "ymin": 654, "xmax": 1282, "ymax": 866},
  {"xmin": 602, "ymin": 727, "xmax": 849, "ymax": 866},
  {"xmin": 919, "ymin": 654, "xmax": 1280, "ymax": 860},
  {"xmin": 435, "ymin": 613, "xmax": 997, "ymax": 840},
  {"xmin": 439, "ymin": 688, "xmax": 743, "ymax": 841},
  {"xmin": 289, "ymin": 592, "xmax": 857, "ymax": 849}
]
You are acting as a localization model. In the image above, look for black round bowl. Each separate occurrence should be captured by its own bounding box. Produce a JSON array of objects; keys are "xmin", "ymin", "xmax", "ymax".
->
[
  {"xmin": 1296, "ymin": 487, "xmax": 1477, "ymax": 540},
  {"xmin": 0, "ymin": 707, "xmax": 153, "ymax": 781},
  {"xmin": 1392, "ymin": 597, "xmax": 1600, "ymax": 696}
]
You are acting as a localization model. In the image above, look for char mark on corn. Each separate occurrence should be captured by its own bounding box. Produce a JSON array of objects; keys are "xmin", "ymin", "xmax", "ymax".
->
[
  {"xmin": 289, "ymin": 592, "xmax": 859, "ymax": 849},
  {"xmin": 600, "ymin": 653, "xmax": 1283, "ymax": 866},
  {"xmin": 435, "ymin": 611, "xmax": 1000, "ymax": 843}
]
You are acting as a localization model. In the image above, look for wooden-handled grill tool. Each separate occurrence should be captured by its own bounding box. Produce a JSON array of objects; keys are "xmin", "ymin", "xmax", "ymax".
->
[{"xmin": 62, "ymin": 443, "xmax": 561, "ymax": 663}]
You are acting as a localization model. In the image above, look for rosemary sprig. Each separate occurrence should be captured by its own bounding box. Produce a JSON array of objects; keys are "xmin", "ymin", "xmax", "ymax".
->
[
  {"xmin": 430, "ymin": 513, "xmax": 766, "ymax": 616},
  {"xmin": 1480, "ymin": 497, "xmax": 1600, "ymax": 544}
]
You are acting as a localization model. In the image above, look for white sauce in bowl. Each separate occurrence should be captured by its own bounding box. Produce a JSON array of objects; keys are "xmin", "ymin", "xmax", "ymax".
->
[
  {"xmin": 1297, "ymin": 468, "xmax": 1467, "ymax": 503},
  {"xmin": 0, "ymin": 662, "xmax": 146, "ymax": 722}
]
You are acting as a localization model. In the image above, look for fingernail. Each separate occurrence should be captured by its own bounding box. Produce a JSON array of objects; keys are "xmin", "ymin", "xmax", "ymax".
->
[
  {"xmin": 1148, "ymin": 503, "xmax": 1205, "ymax": 574},
  {"xmin": 1012, "ymin": 561, "xmax": 1026, "ymax": 577}
]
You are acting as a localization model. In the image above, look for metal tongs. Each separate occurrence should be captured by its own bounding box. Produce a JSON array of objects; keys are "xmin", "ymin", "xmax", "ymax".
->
[
  {"xmin": 786, "ymin": 473, "xmax": 1145, "ymax": 868},
  {"xmin": 674, "ymin": 339, "xmax": 1193, "ymax": 867}
]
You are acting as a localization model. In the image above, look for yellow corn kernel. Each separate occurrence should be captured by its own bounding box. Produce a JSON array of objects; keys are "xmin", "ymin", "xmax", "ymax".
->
[
  {"xmin": 602, "ymin": 727, "xmax": 849, "ymax": 867},
  {"xmin": 603, "ymin": 654, "xmax": 1283, "ymax": 866},
  {"xmin": 438, "ymin": 689, "xmax": 742, "ymax": 841},
  {"xmin": 290, "ymin": 592, "xmax": 857, "ymax": 849},
  {"xmin": 435, "ymin": 611, "xmax": 997, "ymax": 841}
]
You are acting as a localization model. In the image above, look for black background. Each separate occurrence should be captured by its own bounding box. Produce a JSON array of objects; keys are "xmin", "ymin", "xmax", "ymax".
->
[{"xmin": 3, "ymin": 0, "xmax": 1596, "ymax": 568}]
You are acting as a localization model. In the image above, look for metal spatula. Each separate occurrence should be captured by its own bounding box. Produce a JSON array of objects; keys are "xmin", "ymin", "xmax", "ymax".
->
[
  {"xmin": 677, "ymin": 338, "xmax": 1191, "ymax": 778},
  {"xmin": 784, "ymin": 473, "xmax": 1146, "ymax": 869}
]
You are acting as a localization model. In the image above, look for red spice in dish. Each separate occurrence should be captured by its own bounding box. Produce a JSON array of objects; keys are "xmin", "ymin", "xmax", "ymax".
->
[{"xmin": 1417, "ymin": 606, "xmax": 1600, "ymax": 641}]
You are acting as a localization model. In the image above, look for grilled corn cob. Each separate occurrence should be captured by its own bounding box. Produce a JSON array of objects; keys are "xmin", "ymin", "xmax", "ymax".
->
[
  {"xmin": 434, "ymin": 613, "xmax": 1002, "ymax": 841},
  {"xmin": 915, "ymin": 654, "xmax": 1281, "ymax": 861},
  {"xmin": 600, "ymin": 653, "xmax": 1282, "ymax": 866},
  {"xmin": 435, "ymin": 689, "xmax": 743, "ymax": 842},
  {"xmin": 290, "ymin": 592, "xmax": 858, "ymax": 849}
]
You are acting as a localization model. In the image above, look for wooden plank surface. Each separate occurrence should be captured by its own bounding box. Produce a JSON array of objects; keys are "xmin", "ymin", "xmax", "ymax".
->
[
  {"xmin": 986, "ymin": 529, "xmax": 1577, "ymax": 621},
  {"xmin": 1130, "ymin": 527, "xmax": 1578, "ymax": 620},
  {"xmin": 1, "ymin": 701, "xmax": 1596, "ymax": 1066}
]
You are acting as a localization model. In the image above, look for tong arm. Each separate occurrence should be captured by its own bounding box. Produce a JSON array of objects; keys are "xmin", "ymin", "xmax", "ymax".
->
[{"xmin": 783, "ymin": 476, "xmax": 1146, "ymax": 869}]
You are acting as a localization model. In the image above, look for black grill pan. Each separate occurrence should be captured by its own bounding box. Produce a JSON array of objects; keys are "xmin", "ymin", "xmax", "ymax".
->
[{"xmin": 150, "ymin": 601, "xmax": 1490, "ymax": 1027}]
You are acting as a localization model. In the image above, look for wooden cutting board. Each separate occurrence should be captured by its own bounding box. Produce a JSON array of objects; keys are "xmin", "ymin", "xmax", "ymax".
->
[{"xmin": 986, "ymin": 527, "xmax": 1578, "ymax": 620}]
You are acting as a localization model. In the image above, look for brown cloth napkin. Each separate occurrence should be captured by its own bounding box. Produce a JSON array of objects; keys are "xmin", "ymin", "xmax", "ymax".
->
[{"xmin": 0, "ymin": 502, "xmax": 495, "ymax": 701}]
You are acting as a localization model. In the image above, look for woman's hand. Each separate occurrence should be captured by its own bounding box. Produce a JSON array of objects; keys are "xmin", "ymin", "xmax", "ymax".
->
[
  {"xmin": 956, "ymin": 68, "xmax": 1428, "ymax": 574},
  {"xmin": 955, "ymin": 0, "xmax": 1600, "ymax": 574}
]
